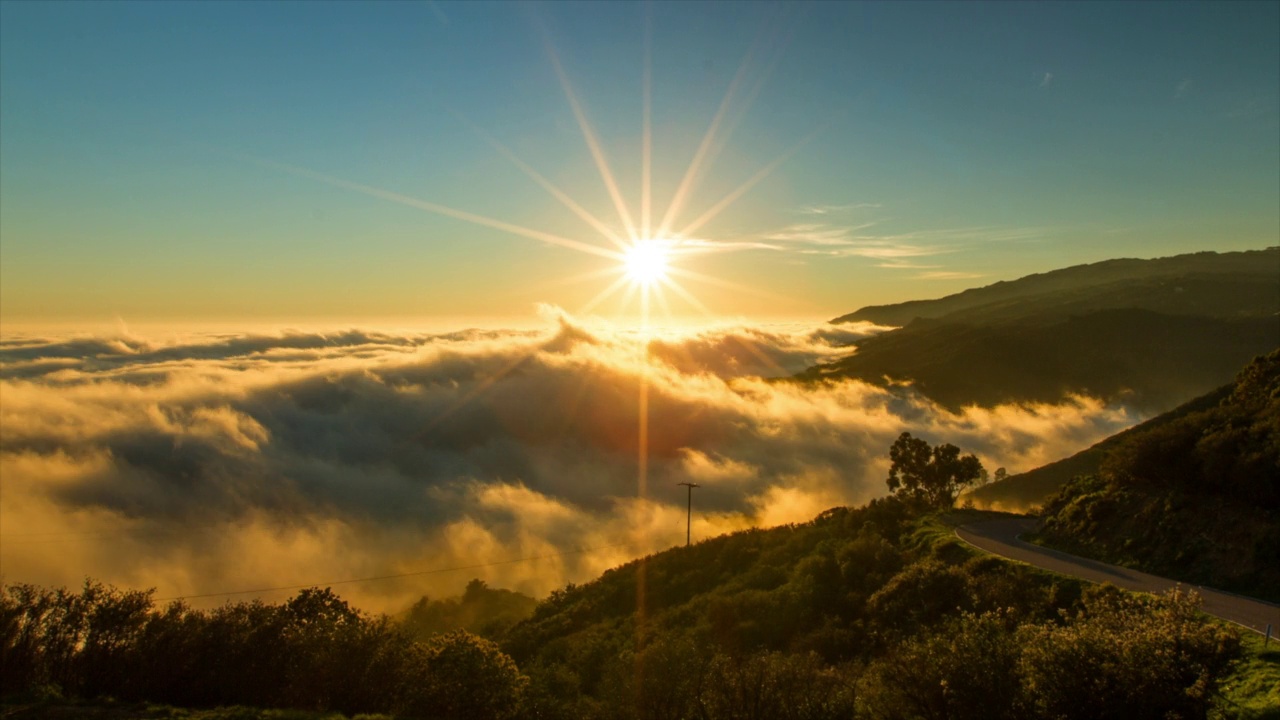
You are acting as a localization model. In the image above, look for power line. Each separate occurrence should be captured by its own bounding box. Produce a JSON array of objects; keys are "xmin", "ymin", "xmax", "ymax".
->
[{"xmin": 153, "ymin": 539, "xmax": 668, "ymax": 603}]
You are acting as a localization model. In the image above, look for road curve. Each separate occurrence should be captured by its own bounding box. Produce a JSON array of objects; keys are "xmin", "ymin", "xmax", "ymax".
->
[{"xmin": 956, "ymin": 518, "xmax": 1280, "ymax": 637}]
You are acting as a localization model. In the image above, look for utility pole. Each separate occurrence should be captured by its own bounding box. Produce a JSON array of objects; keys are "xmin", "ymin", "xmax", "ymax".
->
[{"xmin": 677, "ymin": 482, "xmax": 700, "ymax": 546}]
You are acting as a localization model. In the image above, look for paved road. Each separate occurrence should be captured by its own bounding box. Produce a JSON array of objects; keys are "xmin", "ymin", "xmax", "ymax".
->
[{"xmin": 956, "ymin": 518, "xmax": 1280, "ymax": 637}]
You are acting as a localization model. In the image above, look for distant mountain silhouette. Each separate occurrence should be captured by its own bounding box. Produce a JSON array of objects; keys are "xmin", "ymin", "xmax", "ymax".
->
[
  {"xmin": 832, "ymin": 248, "xmax": 1279, "ymax": 326},
  {"xmin": 808, "ymin": 248, "xmax": 1279, "ymax": 412}
]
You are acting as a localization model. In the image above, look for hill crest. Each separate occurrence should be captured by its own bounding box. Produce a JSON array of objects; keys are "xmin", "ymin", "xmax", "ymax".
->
[{"xmin": 832, "ymin": 247, "xmax": 1279, "ymax": 327}]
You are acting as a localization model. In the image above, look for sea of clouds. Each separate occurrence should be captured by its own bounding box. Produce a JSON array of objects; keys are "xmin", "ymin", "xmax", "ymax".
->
[{"xmin": 0, "ymin": 308, "xmax": 1140, "ymax": 612}]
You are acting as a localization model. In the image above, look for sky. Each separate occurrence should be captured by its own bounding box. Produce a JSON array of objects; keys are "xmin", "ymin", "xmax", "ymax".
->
[{"xmin": 2, "ymin": 0, "xmax": 1277, "ymax": 324}]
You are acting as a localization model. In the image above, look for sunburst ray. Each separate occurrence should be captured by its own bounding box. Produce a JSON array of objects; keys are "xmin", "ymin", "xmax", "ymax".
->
[
  {"xmin": 543, "ymin": 36, "xmax": 640, "ymax": 241},
  {"xmin": 454, "ymin": 112, "xmax": 630, "ymax": 251},
  {"xmin": 243, "ymin": 155, "xmax": 623, "ymax": 261},
  {"xmin": 655, "ymin": 28, "xmax": 761, "ymax": 239},
  {"xmin": 677, "ymin": 123, "xmax": 828, "ymax": 239},
  {"xmin": 642, "ymin": 2, "xmax": 654, "ymax": 241},
  {"xmin": 577, "ymin": 273, "xmax": 632, "ymax": 316}
]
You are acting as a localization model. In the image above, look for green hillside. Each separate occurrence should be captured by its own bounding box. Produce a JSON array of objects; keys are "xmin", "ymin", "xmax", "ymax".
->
[
  {"xmin": 496, "ymin": 504, "xmax": 1255, "ymax": 720},
  {"xmin": 1032, "ymin": 350, "xmax": 1280, "ymax": 602},
  {"xmin": 968, "ymin": 383, "xmax": 1233, "ymax": 510}
]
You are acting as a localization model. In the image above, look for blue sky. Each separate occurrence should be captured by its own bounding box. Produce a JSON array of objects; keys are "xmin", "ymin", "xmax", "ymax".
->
[{"xmin": 2, "ymin": 0, "xmax": 1277, "ymax": 322}]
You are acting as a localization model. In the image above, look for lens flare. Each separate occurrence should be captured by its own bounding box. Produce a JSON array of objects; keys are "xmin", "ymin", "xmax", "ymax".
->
[{"xmin": 624, "ymin": 240, "xmax": 670, "ymax": 286}]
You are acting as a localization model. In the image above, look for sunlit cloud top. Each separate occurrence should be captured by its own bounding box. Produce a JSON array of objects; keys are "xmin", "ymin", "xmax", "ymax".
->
[{"xmin": 0, "ymin": 316, "xmax": 1139, "ymax": 610}]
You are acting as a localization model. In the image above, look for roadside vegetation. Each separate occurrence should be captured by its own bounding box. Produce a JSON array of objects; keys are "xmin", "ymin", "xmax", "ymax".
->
[{"xmin": 1033, "ymin": 350, "xmax": 1280, "ymax": 602}]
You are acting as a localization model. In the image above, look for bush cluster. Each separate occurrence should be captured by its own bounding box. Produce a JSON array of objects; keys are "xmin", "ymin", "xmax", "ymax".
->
[{"xmin": 1, "ymin": 583, "xmax": 526, "ymax": 719}]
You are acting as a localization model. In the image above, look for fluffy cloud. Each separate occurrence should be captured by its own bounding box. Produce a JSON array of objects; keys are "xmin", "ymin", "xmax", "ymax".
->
[{"xmin": 0, "ymin": 312, "xmax": 1138, "ymax": 611}]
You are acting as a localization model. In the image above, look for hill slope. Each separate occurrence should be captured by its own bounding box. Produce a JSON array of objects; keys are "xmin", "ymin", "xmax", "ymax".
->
[
  {"xmin": 1031, "ymin": 350, "xmax": 1280, "ymax": 602},
  {"xmin": 491, "ymin": 501, "xmax": 1253, "ymax": 720},
  {"xmin": 810, "ymin": 248, "xmax": 1279, "ymax": 412},
  {"xmin": 967, "ymin": 383, "xmax": 1233, "ymax": 510},
  {"xmin": 832, "ymin": 248, "xmax": 1279, "ymax": 326}
]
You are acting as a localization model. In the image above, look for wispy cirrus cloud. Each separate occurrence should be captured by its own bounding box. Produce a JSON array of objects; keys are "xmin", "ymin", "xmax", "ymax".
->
[
  {"xmin": 763, "ymin": 222, "xmax": 878, "ymax": 246},
  {"xmin": 875, "ymin": 261, "xmax": 943, "ymax": 270},
  {"xmin": 797, "ymin": 202, "xmax": 882, "ymax": 215},
  {"xmin": 684, "ymin": 218, "xmax": 1046, "ymax": 269},
  {"xmin": 673, "ymin": 237, "xmax": 783, "ymax": 253},
  {"xmin": 803, "ymin": 241, "xmax": 954, "ymax": 259},
  {"xmin": 913, "ymin": 270, "xmax": 985, "ymax": 280}
]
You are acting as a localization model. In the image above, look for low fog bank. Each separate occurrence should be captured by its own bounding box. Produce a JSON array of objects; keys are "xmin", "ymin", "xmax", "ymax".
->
[{"xmin": 0, "ymin": 310, "xmax": 1140, "ymax": 612}]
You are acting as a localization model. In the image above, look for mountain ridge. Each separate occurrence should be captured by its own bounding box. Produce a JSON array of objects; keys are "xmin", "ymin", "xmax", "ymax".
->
[
  {"xmin": 808, "ymin": 248, "xmax": 1279, "ymax": 412},
  {"xmin": 831, "ymin": 247, "xmax": 1279, "ymax": 327}
]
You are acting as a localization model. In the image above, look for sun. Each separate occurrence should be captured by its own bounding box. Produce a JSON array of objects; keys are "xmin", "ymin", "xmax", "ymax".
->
[{"xmin": 623, "ymin": 239, "xmax": 670, "ymax": 286}]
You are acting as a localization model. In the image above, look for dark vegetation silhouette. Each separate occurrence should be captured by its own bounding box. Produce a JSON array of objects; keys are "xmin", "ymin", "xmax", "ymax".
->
[
  {"xmin": 811, "ymin": 248, "xmax": 1279, "ymax": 412},
  {"xmin": 1032, "ymin": 349, "xmax": 1280, "ymax": 602},
  {"xmin": 885, "ymin": 432, "xmax": 984, "ymax": 508},
  {"xmin": 1, "ymin": 584, "xmax": 526, "ymax": 719},
  {"xmin": 2, "ymin": 430, "xmax": 1257, "ymax": 718}
]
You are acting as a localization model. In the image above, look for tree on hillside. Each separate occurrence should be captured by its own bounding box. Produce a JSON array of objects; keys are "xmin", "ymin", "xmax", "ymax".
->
[
  {"xmin": 886, "ymin": 432, "xmax": 984, "ymax": 508},
  {"xmin": 402, "ymin": 629, "xmax": 528, "ymax": 720}
]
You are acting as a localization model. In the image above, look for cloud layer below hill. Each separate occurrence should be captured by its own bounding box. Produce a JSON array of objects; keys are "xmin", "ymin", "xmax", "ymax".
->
[{"xmin": 0, "ymin": 310, "xmax": 1139, "ymax": 611}]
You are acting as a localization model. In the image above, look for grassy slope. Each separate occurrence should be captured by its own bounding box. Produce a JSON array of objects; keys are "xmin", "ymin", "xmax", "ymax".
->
[{"xmin": 1222, "ymin": 633, "xmax": 1280, "ymax": 720}]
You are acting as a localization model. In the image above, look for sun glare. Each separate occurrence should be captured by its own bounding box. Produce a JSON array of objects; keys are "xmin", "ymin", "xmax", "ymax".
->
[{"xmin": 624, "ymin": 240, "xmax": 670, "ymax": 285}]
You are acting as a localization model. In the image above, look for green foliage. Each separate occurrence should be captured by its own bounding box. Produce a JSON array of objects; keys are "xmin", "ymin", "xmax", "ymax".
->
[
  {"xmin": 401, "ymin": 630, "xmax": 528, "ymax": 720},
  {"xmin": 866, "ymin": 559, "xmax": 974, "ymax": 640},
  {"xmin": 1219, "ymin": 632, "xmax": 1280, "ymax": 720},
  {"xmin": 862, "ymin": 610, "xmax": 1026, "ymax": 720},
  {"xmin": 968, "ymin": 380, "xmax": 1233, "ymax": 510},
  {"xmin": 696, "ymin": 651, "xmax": 859, "ymax": 720},
  {"xmin": 1100, "ymin": 350, "xmax": 1280, "ymax": 508},
  {"xmin": 0, "ymin": 582, "xmax": 525, "ymax": 719},
  {"xmin": 886, "ymin": 432, "xmax": 984, "ymax": 509},
  {"xmin": 1036, "ymin": 350, "xmax": 1280, "ymax": 600},
  {"xmin": 1019, "ymin": 586, "xmax": 1241, "ymax": 720},
  {"xmin": 864, "ymin": 588, "xmax": 1241, "ymax": 720}
]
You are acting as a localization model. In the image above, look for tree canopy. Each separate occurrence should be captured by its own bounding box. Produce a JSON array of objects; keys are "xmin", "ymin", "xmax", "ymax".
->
[{"xmin": 885, "ymin": 432, "xmax": 985, "ymax": 508}]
